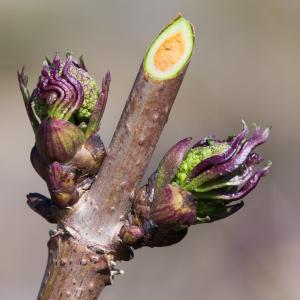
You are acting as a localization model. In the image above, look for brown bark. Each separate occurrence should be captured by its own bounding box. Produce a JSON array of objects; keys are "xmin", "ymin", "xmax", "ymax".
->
[
  {"xmin": 38, "ymin": 236, "xmax": 111, "ymax": 300},
  {"xmin": 37, "ymin": 64, "xmax": 189, "ymax": 299}
]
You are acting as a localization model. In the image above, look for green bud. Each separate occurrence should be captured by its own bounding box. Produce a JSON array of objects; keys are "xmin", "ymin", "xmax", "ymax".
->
[{"xmin": 173, "ymin": 142, "xmax": 229, "ymax": 190}]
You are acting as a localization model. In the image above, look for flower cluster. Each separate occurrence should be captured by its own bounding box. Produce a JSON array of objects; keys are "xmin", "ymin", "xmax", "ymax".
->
[
  {"xmin": 121, "ymin": 122, "xmax": 271, "ymax": 247},
  {"xmin": 18, "ymin": 54, "xmax": 110, "ymax": 207}
]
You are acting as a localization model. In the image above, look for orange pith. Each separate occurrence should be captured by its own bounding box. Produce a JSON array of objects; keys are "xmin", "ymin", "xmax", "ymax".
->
[{"xmin": 154, "ymin": 31, "xmax": 185, "ymax": 72}]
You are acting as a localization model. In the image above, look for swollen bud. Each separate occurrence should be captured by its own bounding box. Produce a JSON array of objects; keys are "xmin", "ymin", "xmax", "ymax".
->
[
  {"xmin": 150, "ymin": 184, "xmax": 196, "ymax": 227},
  {"xmin": 35, "ymin": 53, "xmax": 100, "ymax": 125},
  {"xmin": 18, "ymin": 53, "xmax": 111, "ymax": 209},
  {"xmin": 127, "ymin": 122, "xmax": 271, "ymax": 248},
  {"xmin": 155, "ymin": 138, "xmax": 192, "ymax": 193},
  {"xmin": 145, "ymin": 122, "xmax": 271, "ymax": 228},
  {"xmin": 35, "ymin": 118, "xmax": 85, "ymax": 163},
  {"xmin": 72, "ymin": 134, "xmax": 106, "ymax": 175},
  {"xmin": 47, "ymin": 162, "xmax": 78, "ymax": 208},
  {"xmin": 172, "ymin": 121, "xmax": 271, "ymax": 223}
]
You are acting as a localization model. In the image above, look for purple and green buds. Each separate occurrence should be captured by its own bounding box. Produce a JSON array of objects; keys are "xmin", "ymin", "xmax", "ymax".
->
[
  {"xmin": 35, "ymin": 118, "xmax": 85, "ymax": 163},
  {"xmin": 122, "ymin": 122, "xmax": 271, "ymax": 249},
  {"xmin": 47, "ymin": 162, "xmax": 78, "ymax": 207},
  {"xmin": 36, "ymin": 54, "xmax": 94, "ymax": 124},
  {"xmin": 33, "ymin": 54, "xmax": 110, "ymax": 135},
  {"xmin": 150, "ymin": 184, "xmax": 197, "ymax": 227},
  {"xmin": 18, "ymin": 53, "xmax": 110, "ymax": 207},
  {"xmin": 149, "ymin": 121, "xmax": 271, "ymax": 225}
]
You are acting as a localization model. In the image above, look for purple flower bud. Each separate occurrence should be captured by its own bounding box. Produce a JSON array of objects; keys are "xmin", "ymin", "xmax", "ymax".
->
[
  {"xmin": 47, "ymin": 162, "xmax": 78, "ymax": 207},
  {"xmin": 36, "ymin": 54, "xmax": 89, "ymax": 122},
  {"xmin": 155, "ymin": 138, "xmax": 192, "ymax": 194},
  {"xmin": 189, "ymin": 121, "xmax": 249, "ymax": 178},
  {"xmin": 35, "ymin": 118, "xmax": 85, "ymax": 163},
  {"xmin": 71, "ymin": 134, "xmax": 106, "ymax": 175},
  {"xmin": 150, "ymin": 184, "xmax": 197, "ymax": 227},
  {"xmin": 21, "ymin": 53, "xmax": 110, "ymax": 136},
  {"xmin": 20, "ymin": 53, "xmax": 110, "ymax": 165},
  {"xmin": 19, "ymin": 54, "xmax": 111, "ymax": 208},
  {"xmin": 150, "ymin": 122, "xmax": 271, "ymax": 224}
]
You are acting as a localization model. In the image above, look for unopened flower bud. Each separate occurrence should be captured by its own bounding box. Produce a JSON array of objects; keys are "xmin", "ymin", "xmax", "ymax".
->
[
  {"xmin": 150, "ymin": 184, "xmax": 196, "ymax": 227},
  {"xmin": 72, "ymin": 134, "xmax": 106, "ymax": 175},
  {"xmin": 35, "ymin": 118, "xmax": 85, "ymax": 163},
  {"xmin": 19, "ymin": 53, "xmax": 111, "ymax": 207},
  {"xmin": 174, "ymin": 121, "xmax": 271, "ymax": 222},
  {"xmin": 35, "ymin": 53, "xmax": 100, "ymax": 125},
  {"xmin": 150, "ymin": 121, "xmax": 271, "ymax": 225},
  {"xmin": 47, "ymin": 162, "xmax": 78, "ymax": 207},
  {"xmin": 155, "ymin": 138, "xmax": 192, "ymax": 193}
]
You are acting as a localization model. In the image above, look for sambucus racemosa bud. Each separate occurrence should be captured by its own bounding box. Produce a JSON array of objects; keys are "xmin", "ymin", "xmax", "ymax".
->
[
  {"xmin": 35, "ymin": 118, "xmax": 85, "ymax": 163},
  {"xmin": 150, "ymin": 184, "xmax": 197, "ymax": 227},
  {"xmin": 121, "ymin": 122, "xmax": 270, "ymax": 248},
  {"xmin": 18, "ymin": 53, "xmax": 110, "ymax": 207},
  {"xmin": 146, "ymin": 121, "xmax": 271, "ymax": 228}
]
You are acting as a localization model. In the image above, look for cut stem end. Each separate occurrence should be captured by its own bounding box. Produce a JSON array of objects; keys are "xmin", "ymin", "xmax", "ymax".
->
[{"xmin": 144, "ymin": 15, "xmax": 195, "ymax": 81}]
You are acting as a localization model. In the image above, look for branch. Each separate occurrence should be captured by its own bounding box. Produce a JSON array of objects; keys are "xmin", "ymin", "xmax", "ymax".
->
[
  {"xmin": 19, "ymin": 15, "xmax": 271, "ymax": 300},
  {"xmin": 34, "ymin": 16, "xmax": 195, "ymax": 299},
  {"xmin": 37, "ymin": 235, "xmax": 112, "ymax": 299},
  {"xmin": 61, "ymin": 64, "xmax": 189, "ymax": 246}
]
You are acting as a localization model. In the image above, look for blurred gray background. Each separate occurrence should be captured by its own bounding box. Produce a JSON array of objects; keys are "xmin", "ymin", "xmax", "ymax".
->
[{"xmin": 0, "ymin": 0, "xmax": 299, "ymax": 299}]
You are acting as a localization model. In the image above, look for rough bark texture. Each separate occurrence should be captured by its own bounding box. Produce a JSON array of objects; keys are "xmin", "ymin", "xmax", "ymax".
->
[
  {"xmin": 37, "ymin": 64, "xmax": 188, "ymax": 300},
  {"xmin": 38, "ymin": 236, "xmax": 111, "ymax": 300}
]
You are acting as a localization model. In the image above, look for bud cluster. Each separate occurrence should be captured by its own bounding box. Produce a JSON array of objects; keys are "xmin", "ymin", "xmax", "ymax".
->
[
  {"xmin": 121, "ymin": 122, "xmax": 271, "ymax": 247},
  {"xmin": 18, "ymin": 54, "xmax": 110, "ymax": 207}
]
